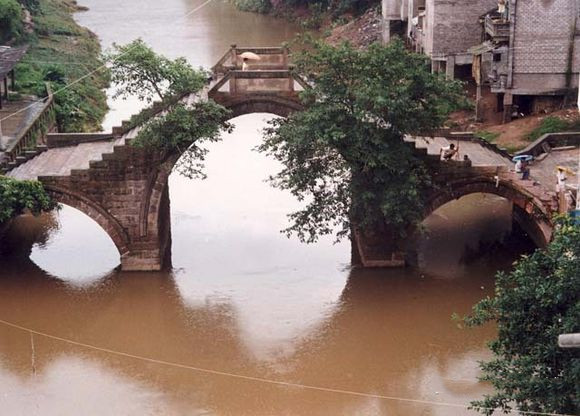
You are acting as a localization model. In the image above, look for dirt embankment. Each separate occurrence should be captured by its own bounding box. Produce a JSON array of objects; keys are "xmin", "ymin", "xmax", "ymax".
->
[
  {"xmin": 326, "ymin": 7, "xmax": 382, "ymax": 48},
  {"xmin": 449, "ymin": 108, "xmax": 579, "ymax": 152}
]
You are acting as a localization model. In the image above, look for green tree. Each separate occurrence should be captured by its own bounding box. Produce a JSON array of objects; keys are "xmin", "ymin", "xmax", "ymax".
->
[
  {"xmin": 0, "ymin": 176, "xmax": 56, "ymax": 223},
  {"xmin": 109, "ymin": 40, "xmax": 232, "ymax": 177},
  {"xmin": 258, "ymin": 39, "xmax": 464, "ymax": 242},
  {"xmin": 464, "ymin": 219, "xmax": 580, "ymax": 415},
  {"xmin": 0, "ymin": 0, "xmax": 23, "ymax": 43},
  {"xmin": 107, "ymin": 39, "xmax": 207, "ymax": 103},
  {"xmin": 133, "ymin": 102, "xmax": 233, "ymax": 178}
]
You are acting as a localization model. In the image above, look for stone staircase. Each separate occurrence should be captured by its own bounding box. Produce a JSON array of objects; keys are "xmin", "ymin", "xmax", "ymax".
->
[
  {"xmin": 403, "ymin": 135, "xmax": 512, "ymax": 167},
  {"xmin": 8, "ymin": 132, "xmax": 132, "ymax": 180},
  {"xmin": 7, "ymin": 91, "xmax": 199, "ymax": 180}
]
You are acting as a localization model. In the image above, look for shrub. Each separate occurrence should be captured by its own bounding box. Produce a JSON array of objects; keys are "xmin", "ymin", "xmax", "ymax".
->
[
  {"xmin": 527, "ymin": 116, "xmax": 580, "ymax": 142},
  {"xmin": 0, "ymin": 176, "xmax": 56, "ymax": 224},
  {"xmin": 463, "ymin": 218, "xmax": 580, "ymax": 415},
  {"xmin": 0, "ymin": 0, "xmax": 23, "ymax": 43}
]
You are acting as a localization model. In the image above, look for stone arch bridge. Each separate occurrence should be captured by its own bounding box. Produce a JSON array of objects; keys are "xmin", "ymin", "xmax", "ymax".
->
[{"xmin": 4, "ymin": 47, "xmax": 577, "ymax": 270}]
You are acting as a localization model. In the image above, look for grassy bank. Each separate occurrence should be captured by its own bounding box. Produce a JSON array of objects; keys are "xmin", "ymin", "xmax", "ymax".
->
[{"xmin": 11, "ymin": 0, "xmax": 109, "ymax": 132}]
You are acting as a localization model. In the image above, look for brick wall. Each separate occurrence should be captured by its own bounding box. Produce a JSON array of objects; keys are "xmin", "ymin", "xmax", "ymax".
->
[
  {"xmin": 512, "ymin": 0, "xmax": 580, "ymax": 92},
  {"xmin": 427, "ymin": 0, "xmax": 496, "ymax": 56}
]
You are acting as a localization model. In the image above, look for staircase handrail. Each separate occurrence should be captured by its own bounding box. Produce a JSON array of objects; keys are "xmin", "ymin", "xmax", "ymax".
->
[{"xmin": 3, "ymin": 82, "xmax": 56, "ymax": 165}]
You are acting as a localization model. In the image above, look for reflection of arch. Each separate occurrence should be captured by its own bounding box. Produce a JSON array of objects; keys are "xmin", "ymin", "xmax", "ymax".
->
[
  {"xmin": 217, "ymin": 94, "xmax": 304, "ymax": 119},
  {"xmin": 425, "ymin": 177, "xmax": 552, "ymax": 247},
  {"xmin": 45, "ymin": 185, "xmax": 130, "ymax": 257}
]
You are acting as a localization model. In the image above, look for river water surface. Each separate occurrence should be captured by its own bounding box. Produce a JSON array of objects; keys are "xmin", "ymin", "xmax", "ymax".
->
[{"xmin": 0, "ymin": 1, "xmax": 533, "ymax": 415}]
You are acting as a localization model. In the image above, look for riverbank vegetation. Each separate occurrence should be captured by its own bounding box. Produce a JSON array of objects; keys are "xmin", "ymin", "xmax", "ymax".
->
[
  {"xmin": 0, "ymin": 176, "xmax": 56, "ymax": 224},
  {"xmin": 259, "ymin": 39, "xmax": 465, "ymax": 241},
  {"xmin": 108, "ymin": 40, "xmax": 233, "ymax": 178},
  {"xmin": 1, "ymin": 0, "xmax": 108, "ymax": 132},
  {"xmin": 462, "ymin": 218, "xmax": 580, "ymax": 416}
]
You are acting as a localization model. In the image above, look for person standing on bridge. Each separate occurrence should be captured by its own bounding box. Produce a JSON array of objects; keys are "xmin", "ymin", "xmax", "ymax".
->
[
  {"xmin": 556, "ymin": 167, "xmax": 567, "ymax": 212},
  {"xmin": 556, "ymin": 167, "xmax": 568, "ymax": 193},
  {"xmin": 240, "ymin": 52, "xmax": 261, "ymax": 71}
]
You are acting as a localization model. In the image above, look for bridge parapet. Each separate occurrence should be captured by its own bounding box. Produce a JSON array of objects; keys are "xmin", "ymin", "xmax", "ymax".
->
[
  {"xmin": 516, "ymin": 132, "xmax": 580, "ymax": 158},
  {"xmin": 212, "ymin": 45, "xmax": 292, "ymax": 74}
]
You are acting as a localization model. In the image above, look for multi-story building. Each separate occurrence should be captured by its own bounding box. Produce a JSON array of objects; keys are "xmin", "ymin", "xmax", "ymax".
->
[
  {"xmin": 382, "ymin": 0, "xmax": 497, "ymax": 78},
  {"xmin": 382, "ymin": 0, "xmax": 580, "ymax": 122}
]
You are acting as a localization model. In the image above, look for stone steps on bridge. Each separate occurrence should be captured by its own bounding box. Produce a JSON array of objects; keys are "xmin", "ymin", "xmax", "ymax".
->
[
  {"xmin": 7, "ymin": 135, "xmax": 128, "ymax": 180},
  {"xmin": 404, "ymin": 135, "xmax": 512, "ymax": 167}
]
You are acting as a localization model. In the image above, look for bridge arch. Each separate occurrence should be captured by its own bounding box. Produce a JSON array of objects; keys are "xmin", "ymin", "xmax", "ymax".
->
[
  {"xmin": 216, "ymin": 95, "xmax": 304, "ymax": 119},
  {"xmin": 424, "ymin": 177, "xmax": 553, "ymax": 248},
  {"xmin": 44, "ymin": 184, "xmax": 131, "ymax": 259}
]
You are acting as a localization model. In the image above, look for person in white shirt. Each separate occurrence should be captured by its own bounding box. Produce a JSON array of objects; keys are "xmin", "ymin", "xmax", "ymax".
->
[
  {"xmin": 556, "ymin": 167, "xmax": 568, "ymax": 193},
  {"xmin": 440, "ymin": 143, "xmax": 459, "ymax": 161}
]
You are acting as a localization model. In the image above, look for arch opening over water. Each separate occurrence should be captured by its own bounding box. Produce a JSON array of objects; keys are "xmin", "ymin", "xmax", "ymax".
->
[
  {"xmin": 412, "ymin": 192, "xmax": 538, "ymax": 277},
  {"xmin": 1, "ymin": 205, "xmax": 119, "ymax": 284}
]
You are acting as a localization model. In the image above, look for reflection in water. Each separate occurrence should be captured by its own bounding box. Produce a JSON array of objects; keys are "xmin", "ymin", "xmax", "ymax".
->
[
  {"xmin": 0, "ymin": 255, "xmax": 501, "ymax": 415},
  {"xmin": 0, "ymin": 122, "xmax": 529, "ymax": 414},
  {"xmin": 24, "ymin": 208, "xmax": 118, "ymax": 284},
  {"xmin": 170, "ymin": 115, "xmax": 349, "ymax": 362},
  {"xmin": 0, "ymin": 1, "xmax": 535, "ymax": 414}
]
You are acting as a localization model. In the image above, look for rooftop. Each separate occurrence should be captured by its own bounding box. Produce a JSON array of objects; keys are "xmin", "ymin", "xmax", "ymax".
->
[{"xmin": 0, "ymin": 45, "xmax": 29, "ymax": 80}]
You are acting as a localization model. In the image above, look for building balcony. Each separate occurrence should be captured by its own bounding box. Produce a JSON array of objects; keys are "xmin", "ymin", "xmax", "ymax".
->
[{"xmin": 485, "ymin": 14, "xmax": 510, "ymax": 42}]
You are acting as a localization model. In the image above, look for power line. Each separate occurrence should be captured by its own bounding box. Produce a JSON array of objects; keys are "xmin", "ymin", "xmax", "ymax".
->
[{"xmin": 0, "ymin": 317, "xmax": 575, "ymax": 416}]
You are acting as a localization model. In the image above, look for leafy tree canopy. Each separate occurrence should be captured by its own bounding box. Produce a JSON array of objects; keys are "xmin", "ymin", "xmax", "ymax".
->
[
  {"xmin": 0, "ymin": 176, "xmax": 56, "ymax": 223},
  {"xmin": 258, "ymin": 39, "xmax": 464, "ymax": 242},
  {"xmin": 464, "ymin": 219, "xmax": 580, "ymax": 415},
  {"xmin": 132, "ymin": 102, "xmax": 233, "ymax": 179},
  {"xmin": 0, "ymin": 0, "xmax": 23, "ymax": 44},
  {"xmin": 107, "ymin": 39, "xmax": 207, "ymax": 103},
  {"xmin": 109, "ymin": 40, "xmax": 232, "ymax": 178}
]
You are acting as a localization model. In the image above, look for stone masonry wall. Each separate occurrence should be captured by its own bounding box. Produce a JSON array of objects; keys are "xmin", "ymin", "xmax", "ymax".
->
[{"xmin": 39, "ymin": 141, "xmax": 172, "ymax": 271}]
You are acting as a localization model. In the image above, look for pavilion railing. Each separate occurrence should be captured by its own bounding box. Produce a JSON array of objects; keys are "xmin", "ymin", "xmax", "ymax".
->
[{"xmin": 208, "ymin": 69, "xmax": 309, "ymax": 96}]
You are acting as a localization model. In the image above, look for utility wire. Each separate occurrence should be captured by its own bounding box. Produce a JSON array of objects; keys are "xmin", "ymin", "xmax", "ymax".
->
[{"xmin": 0, "ymin": 317, "xmax": 575, "ymax": 416}]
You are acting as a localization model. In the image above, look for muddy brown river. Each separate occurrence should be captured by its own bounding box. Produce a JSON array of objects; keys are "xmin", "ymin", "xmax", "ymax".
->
[{"xmin": 0, "ymin": 1, "xmax": 534, "ymax": 414}]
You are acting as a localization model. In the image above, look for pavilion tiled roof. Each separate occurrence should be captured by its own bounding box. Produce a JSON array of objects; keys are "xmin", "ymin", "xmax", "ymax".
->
[{"xmin": 0, "ymin": 45, "xmax": 29, "ymax": 80}]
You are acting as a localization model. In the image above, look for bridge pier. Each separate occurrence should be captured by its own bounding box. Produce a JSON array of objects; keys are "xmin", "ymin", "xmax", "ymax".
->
[
  {"xmin": 120, "ymin": 181, "xmax": 173, "ymax": 271},
  {"xmin": 351, "ymin": 225, "xmax": 406, "ymax": 267},
  {"xmin": 37, "ymin": 143, "xmax": 176, "ymax": 272}
]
